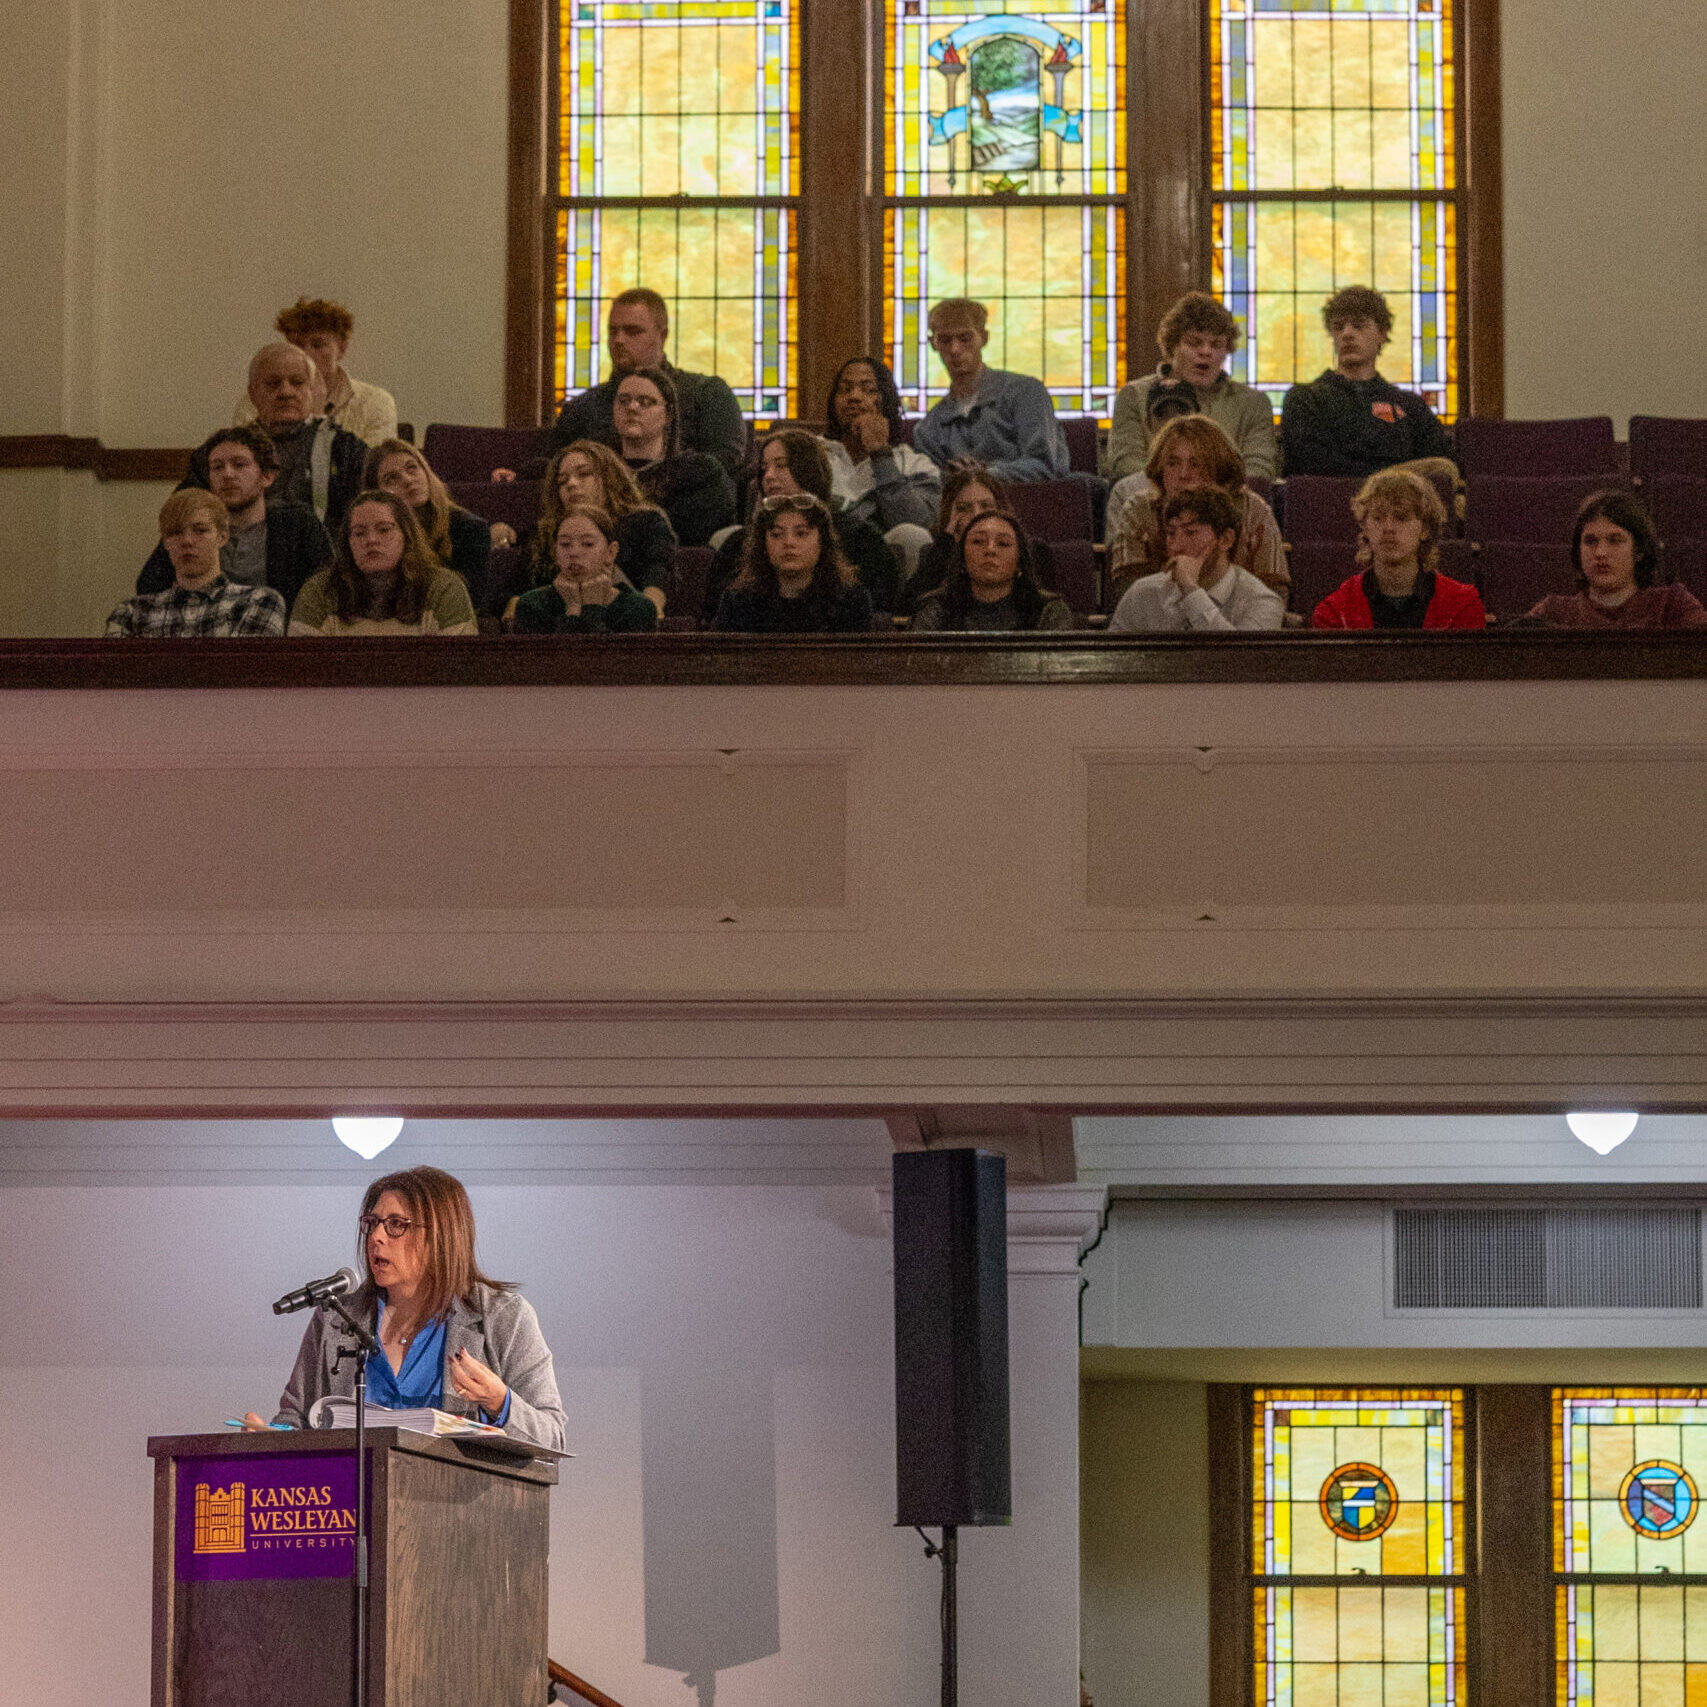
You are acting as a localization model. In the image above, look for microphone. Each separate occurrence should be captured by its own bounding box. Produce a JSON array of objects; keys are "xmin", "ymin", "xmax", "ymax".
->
[{"xmin": 272, "ymin": 1266, "xmax": 362, "ymax": 1316}]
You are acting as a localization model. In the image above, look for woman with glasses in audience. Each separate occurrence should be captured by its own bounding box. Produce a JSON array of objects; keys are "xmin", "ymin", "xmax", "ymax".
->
[
  {"xmin": 241, "ymin": 1164, "xmax": 566, "ymax": 1450},
  {"xmin": 512, "ymin": 504, "xmax": 659, "ymax": 635},
  {"xmin": 607, "ymin": 366, "xmax": 735, "ymax": 548},
  {"xmin": 705, "ymin": 430, "xmax": 899, "ymax": 621},
  {"xmin": 1104, "ymin": 415, "xmax": 1287, "ymax": 606},
  {"xmin": 909, "ymin": 511, "xmax": 1072, "ymax": 632},
  {"xmin": 1524, "ymin": 490, "xmax": 1707, "ymax": 628},
  {"xmin": 711, "ymin": 493, "xmax": 875, "ymax": 634},
  {"xmin": 820, "ymin": 355, "xmax": 940, "ymax": 578},
  {"xmin": 365, "ymin": 438, "xmax": 492, "ymax": 611},
  {"xmin": 288, "ymin": 490, "xmax": 477, "ymax": 635}
]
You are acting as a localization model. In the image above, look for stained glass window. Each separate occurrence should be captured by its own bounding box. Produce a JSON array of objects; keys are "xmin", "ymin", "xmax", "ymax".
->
[
  {"xmin": 555, "ymin": 0, "xmax": 799, "ymax": 418},
  {"xmin": 881, "ymin": 0, "xmax": 1126, "ymax": 418},
  {"xmin": 1254, "ymin": 1390, "xmax": 1468, "ymax": 1707},
  {"xmin": 1209, "ymin": 0, "xmax": 1460, "ymax": 420},
  {"xmin": 1555, "ymin": 1391, "xmax": 1707, "ymax": 1707}
]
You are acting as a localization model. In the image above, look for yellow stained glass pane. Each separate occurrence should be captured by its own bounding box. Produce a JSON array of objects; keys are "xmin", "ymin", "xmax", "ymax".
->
[
  {"xmin": 1561, "ymin": 1587, "xmax": 1707, "ymax": 1707},
  {"xmin": 1260, "ymin": 1588, "xmax": 1465, "ymax": 1707},
  {"xmin": 556, "ymin": 207, "xmax": 795, "ymax": 417},
  {"xmin": 884, "ymin": 0, "xmax": 1125, "ymax": 197},
  {"xmin": 1253, "ymin": 1390, "xmax": 1464, "ymax": 1577},
  {"xmin": 1556, "ymin": 1392, "xmax": 1707, "ymax": 1575},
  {"xmin": 883, "ymin": 204, "xmax": 1124, "ymax": 418},
  {"xmin": 1214, "ymin": 199, "xmax": 1457, "ymax": 422}
]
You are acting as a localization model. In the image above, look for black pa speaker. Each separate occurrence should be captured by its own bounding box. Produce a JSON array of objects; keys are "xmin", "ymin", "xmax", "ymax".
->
[{"xmin": 892, "ymin": 1148, "xmax": 1011, "ymax": 1528}]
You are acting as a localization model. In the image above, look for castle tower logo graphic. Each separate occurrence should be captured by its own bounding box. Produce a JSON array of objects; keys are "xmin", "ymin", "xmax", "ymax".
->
[{"xmin": 192, "ymin": 1482, "xmax": 247, "ymax": 1554}]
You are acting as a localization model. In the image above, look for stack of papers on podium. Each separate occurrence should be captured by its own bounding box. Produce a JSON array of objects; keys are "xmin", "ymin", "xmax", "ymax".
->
[{"xmin": 310, "ymin": 1398, "xmax": 505, "ymax": 1436}]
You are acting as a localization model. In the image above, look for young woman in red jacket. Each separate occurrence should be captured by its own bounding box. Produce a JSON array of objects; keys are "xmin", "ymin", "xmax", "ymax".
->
[{"xmin": 1312, "ymin": 468, "xmax": 1485, "ymax": 629}]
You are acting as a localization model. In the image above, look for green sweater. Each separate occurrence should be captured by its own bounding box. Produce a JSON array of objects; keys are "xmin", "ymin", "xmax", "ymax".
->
[
  {"xmin": 512, "ymin": 582, "xmax": 658, "ymax": 634},
  {"xmin": 1107, "ymin": 368, "xmax": 1280, "ymax": 482}
]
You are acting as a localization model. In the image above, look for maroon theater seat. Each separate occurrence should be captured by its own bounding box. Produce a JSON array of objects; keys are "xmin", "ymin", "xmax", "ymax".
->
[
  {"xmin": 447, "ymin": 480, "xmax": 540, "ymax": 537},
  {"xmin": 1629, "ymin": 417, "xmax": 1707, "ymax": 483},
  {"xmin": 1454, "ymin": 416, "xmax": 1618, "ymax": 479},
  {"xmin": 423, "ymin": 424, "xmax": 553, "ymax": 482},
  {"xmin": 672, "ymin": 546, "xmax": 716, "ymax": 624},
  {"xmin": 1638, "ymin": 475, "xmax": 1707, "ymax": 545},
  {"xmin": 1062, "ymin": 416, "xmax": 1100, "ymax": 476},
  {"xmin": 1472, "ymin": 542, "xmax": 1576, "ymax": 618},
  {"xmin": 1045, "ymin": 541, "xmax": 1100, "ymax": 615},
  {"xmin": 1665, "ymin": 540, "xmax": 1707, "ymax": 601},
  {"xmin": 1005, "ymin": 478, "xmax": 1095, "ymax": 542},
  {"xmin": 1465, "ymin": 475, "xmax": 1624, "ymax": 545},
  {"xmin": 1277, "ymin": 476, "xmax": 1365, "ymax": 543}
]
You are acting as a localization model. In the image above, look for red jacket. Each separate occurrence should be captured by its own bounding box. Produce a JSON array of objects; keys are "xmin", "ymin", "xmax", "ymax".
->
[{"xmin": 1312, "ymin": 570, "xmax": 1486, "ymax": 630}]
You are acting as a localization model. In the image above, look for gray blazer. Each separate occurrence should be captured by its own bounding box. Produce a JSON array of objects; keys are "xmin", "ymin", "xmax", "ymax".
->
[{"xmin": 271, "ymin": 1282, "xmax": 567, "ymax": 1451}]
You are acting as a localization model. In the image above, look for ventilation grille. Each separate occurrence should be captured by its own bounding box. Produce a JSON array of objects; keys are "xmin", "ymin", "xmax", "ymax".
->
[{"xmin": 1393, "ymin": 1207, "xmax": 1703, "ymax": 1309}]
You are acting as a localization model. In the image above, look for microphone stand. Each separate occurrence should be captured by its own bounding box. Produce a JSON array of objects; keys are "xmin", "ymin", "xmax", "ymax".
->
[{"xmin": 325, "ymin": 1294, "xmax": 383, "ymax": 1707}]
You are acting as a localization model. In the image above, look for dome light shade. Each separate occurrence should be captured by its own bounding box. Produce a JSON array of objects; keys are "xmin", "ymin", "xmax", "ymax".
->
[
  {"xmin": 1566, "ymin": 1111, "xmax": 1639, "ymax": 1155},
  {"xmin": 332, "ymin": 1116, "xmax": 404, "ymax": 1159}
]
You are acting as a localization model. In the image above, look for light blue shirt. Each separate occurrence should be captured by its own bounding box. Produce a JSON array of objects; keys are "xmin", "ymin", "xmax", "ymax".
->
[
  {"xmin": 369, "ymin": 1301, "xmax": 512, "ymax": 1425},
  {"xmin": 913, "ymin": 366, "xmax": 1070, "ymax": 484}
]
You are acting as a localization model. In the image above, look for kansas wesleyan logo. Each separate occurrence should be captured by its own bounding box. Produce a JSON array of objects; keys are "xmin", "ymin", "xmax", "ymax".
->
[
  {"xmin": 1320, "ymin": 1462, "xmax": 1400, "ymax": 1541},
  {"xmin": 1620, "ymin": 1461, "xmax": 1699, "ymax": 1539}
]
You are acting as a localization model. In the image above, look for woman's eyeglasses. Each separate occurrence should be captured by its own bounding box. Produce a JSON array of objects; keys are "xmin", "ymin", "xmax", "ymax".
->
[
  {"xmin": 759, "ymin": 493, "xmax": 828, "ymax": 515},
  {"xmin": 359, "ymin": 1213, "xmax": 419, "ymax": 1238}
]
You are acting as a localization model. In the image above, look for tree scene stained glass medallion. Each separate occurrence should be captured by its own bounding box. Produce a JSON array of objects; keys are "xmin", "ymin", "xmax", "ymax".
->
[
  {"xmin": 1254, "ymin": 1390, "xmax": 1465, "ymax": 1576},
  {"xmin": 1208, "ymin": 0, "xmax": 1459, "ymax": 419},
  {"xmin": 885, "ymin": 0, "xmax": 1125, "ymax": 197},
  {"xmin": 1555, "ymin": 1392, "xmax": 1707, "ymax": 1576},
  {"xmin": 1259, "ymin": 1585, "xmax": 1465, "ymax": 1707},
  {"xmin": 556, "ymin": 0, "xmax": 799, "ymax": 418},
  {"xmin": 883, "ymin": 0, "xmax": 1125, "ymax": 418}
]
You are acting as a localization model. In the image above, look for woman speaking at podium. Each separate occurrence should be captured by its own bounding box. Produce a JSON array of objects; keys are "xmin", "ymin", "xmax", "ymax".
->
[{"xmin": 243, "ymin": 1165, "xmax": 566, "ymax": 1450}]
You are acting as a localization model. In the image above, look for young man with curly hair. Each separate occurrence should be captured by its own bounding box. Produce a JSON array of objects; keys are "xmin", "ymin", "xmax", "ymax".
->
[
  {"xmin": 1108, "ymin": 291, "xmax": 1279, "ymax": 483},
  {"xmin": 1280, "ymin": 286, "xmax": 1450, "ymax": 478}
]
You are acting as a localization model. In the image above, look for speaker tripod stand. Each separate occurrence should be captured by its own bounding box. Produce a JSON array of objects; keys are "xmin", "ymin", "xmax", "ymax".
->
[{"xmin": 917, "ymin": 1525, "xmax": 959, "ymax": 1707}]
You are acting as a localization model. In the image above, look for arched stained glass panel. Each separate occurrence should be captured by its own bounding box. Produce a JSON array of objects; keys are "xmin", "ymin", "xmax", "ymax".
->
[
  {"xmin": 1209, "ymin": 0, "xmax": 1460, "ymax": 420},
  {"xmin": 881, "ymin": 0, "xmax": 1126, "ymax": 418},
  {"xmin": 554, "ymin": 0, "xmax": 799, "ymax": 418}
]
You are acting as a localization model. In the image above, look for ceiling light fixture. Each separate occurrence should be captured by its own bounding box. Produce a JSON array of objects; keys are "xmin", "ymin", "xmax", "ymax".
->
[
  {"xmin": 1566, "ymin": 1111, "xmax": 1640, "ymax": 1155},
  {"xmin": 332, "ymin": 1116, "xmax": 405, "ymax": 1159}
]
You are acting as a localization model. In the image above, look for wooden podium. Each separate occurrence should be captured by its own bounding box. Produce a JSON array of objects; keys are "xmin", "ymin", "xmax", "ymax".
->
[{"xmin": 148, "ymin": 1428, "xmax": 557, "ymax": 1707}]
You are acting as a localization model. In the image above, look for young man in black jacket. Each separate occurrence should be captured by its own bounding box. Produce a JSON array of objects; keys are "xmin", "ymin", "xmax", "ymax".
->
[
  {"xmin": 139, "ymin": 425, "xmax": 330, "ymax": 610},
  {"xmin": 1280, "ymin": 286, "xmax": 1451, "ymax": 478}
]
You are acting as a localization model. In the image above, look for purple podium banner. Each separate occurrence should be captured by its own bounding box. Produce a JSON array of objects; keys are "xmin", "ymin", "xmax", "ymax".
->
[{"xmin": 176, "ymin": 1452, "xmax": 358, "ymax": 1582}]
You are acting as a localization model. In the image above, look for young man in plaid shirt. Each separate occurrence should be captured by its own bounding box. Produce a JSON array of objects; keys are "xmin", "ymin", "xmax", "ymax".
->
[{"xmin": 106, "ymin": 491, "xmax": 287, "ymax": 636}]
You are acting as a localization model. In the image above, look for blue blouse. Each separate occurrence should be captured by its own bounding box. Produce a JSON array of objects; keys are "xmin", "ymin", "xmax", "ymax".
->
[{"xmin": 368, "ymin": 1301, "xmax": 511, "ymax": 1426}]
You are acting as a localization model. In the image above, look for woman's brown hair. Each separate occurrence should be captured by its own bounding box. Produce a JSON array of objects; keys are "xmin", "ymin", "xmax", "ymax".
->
[
  {"xmin": 357, "ymin": 1165, "xmax": 511, "ymax": 1322},
  {"xmin": 363, "ymin": 438, "xmax": 461, "ymax": 567},
  {"xmin": 1143, "ymin": 414, "xmax": 1247, "ymax": 493},
  {"xmin": 533, "ymin": 441, "xmax": 654, "ymax": 581},
  {"xmin": 325, "ymin": 490, "xmax": 443, "ymax": 624}
]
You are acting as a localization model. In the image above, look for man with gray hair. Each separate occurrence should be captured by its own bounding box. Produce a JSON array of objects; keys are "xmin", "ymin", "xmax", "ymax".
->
[{"xmin": 178, "ymin": 342, "xmax": 367, "ymax": 527}]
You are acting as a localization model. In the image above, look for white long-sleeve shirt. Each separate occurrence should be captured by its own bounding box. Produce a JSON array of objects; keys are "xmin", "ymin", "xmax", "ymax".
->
[{"xmin": 1108, "ymin": 564, "xmax": 1286, "ymax": 632}]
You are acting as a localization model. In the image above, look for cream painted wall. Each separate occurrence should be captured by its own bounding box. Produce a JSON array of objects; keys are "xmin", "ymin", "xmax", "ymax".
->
[
  {"xmin": 1501, "ymin": 0, "xmax": 1707, "ymax": 425},
  {"xmin": 1080, "ymin": 1380, "xmax": 1210, "ymax": 1707}
]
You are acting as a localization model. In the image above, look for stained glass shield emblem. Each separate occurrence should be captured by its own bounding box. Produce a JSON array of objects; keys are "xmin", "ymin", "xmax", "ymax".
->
[
  {"xmin": 1620, "ymin": 1461, "xmax": 1699, "ymax": 1540},
  {"xmin": 1321, "ymin": 1462, "xmax": 1399, "ymax": 1541}
]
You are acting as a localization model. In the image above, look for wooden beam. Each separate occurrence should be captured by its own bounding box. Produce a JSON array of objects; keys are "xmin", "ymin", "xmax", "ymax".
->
[
  {"xmin": 1475, "ymin": 1385, "xmax": 1553, "ymax": 1707},
  {"xmin": 506, "ymin": 0, "xmax": 550, "ymax": 427},
  {"xmin": 0, "ymin": 435, "xmax": 189, "ymax": 481},
  {"xmin": 1462, "ymin": 0, "xmax": 1505, "ymax": 417},
  {"xmin": 1130, "ymin": 0, "xmax": 1207, "ymax": 381},
  {"xmin": 1207, "ymin": 1384, "xmax": 1251, "ymax": 1707}
]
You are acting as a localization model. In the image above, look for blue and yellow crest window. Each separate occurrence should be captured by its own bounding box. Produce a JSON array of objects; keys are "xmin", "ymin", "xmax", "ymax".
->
[
  {"xmin": 1555, "ymin": 1389, "xmax": 1707, "ymax": 1707},
  {"xmin": 1253, "ymin": 1389, "xmax": 1467, "ymax": 1707}
]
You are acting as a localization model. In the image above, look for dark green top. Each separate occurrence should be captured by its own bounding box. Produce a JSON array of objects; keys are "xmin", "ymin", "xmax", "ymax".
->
[{"xmin": 512, "ymin": 581, "xmax": 659, "ymax": 634}]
